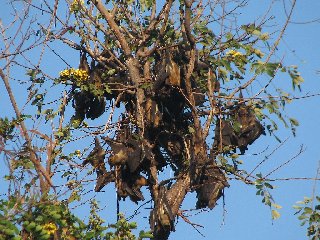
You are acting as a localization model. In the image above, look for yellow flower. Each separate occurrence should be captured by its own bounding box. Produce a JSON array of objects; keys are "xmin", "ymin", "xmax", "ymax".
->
[
  {"xmin": 59, "ymin": 68, "xmax": 89, "ymax": 82},
  {"xmin": 59, "ymin": 69, "xmax": 73, "ymax": 79},
  {"xmin": 72, "ymin": 69, "xmax": 89, "ymax": 81},
  {"xmin": 43, "ymin": 222, "xmax": 57, "ymax": 235},
  {"xmin": 227, "ymin": 50, "xmax": 243, "ymax": 58}
]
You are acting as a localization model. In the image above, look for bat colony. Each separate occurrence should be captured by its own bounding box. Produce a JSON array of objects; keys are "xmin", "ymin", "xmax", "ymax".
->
[{"xmin": 76, "ymin": 47, "xmax": 264, "ymax": 237}]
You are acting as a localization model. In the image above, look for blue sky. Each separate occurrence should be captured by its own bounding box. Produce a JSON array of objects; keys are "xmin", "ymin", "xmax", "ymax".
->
[{"xmin": 1, "ymin": 1, "xmax": 320, "ymax": 239}]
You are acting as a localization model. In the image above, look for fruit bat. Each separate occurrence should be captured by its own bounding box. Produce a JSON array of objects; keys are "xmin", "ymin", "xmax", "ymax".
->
[
  {"xmin": 95, "ymin": 171, "xmax": 115, "ymax": 192},
  {"xmin": 145, "ymin": 97, "xmax": 162, "ymax": 128},
  {"xmin": 193, "ymin": 88, "xmax": 206, "ymax": 106},
  {"xmin": 82, "ymin": 137, "xmax": 113, "ymax": 191},
  {"xmin": 72, "ymin": 91, "xmax": 106, "ymax": 121},
  {"xmin": 213, "ymin": 119, "xmax": 238, "ymax": 153},
  {"xmin": 116, "ymin": 170, "xmax": 147, "ymax": 203},
  {"xmin": 234, "ymin": 104, "xmax": 265, "ymax": 154},
  {"xmin": 104, "ymin": 136, "xmax": 142, "ymax": 173},
  {"xmin": 165, "ymin": 56, "xmax": 181, "ymax": 87},
  {"xmin": 157, "ymin": 132, "xmax": 185, "ymax": 171},
  {"xmin": 196, "ymin": 166, "xmax": 229, "ymax": 209},
  {"xmin": 82, "ymin": 137, "xmax": 106, "ymax": 172},
  {"xmin": 150, "ymin": 186, "xmax": 175, "ymax": 236},
  {"xmin": 79, "ymin": 53, "xmax": 90, "ymax": 73},
  {"xmin": 213, "ymin": 98, "xmax": 265, "ymax": 154}
]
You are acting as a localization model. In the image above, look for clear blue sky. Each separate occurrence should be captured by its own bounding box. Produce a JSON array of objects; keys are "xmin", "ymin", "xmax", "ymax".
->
[{"xmin": 1, "ymin": 1, "xmax": 320, "ymax": 240}]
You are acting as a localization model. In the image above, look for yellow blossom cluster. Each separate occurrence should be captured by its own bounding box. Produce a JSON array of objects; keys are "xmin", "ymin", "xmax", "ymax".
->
[
  {"xmin": 42, "ymin": 222, "xmax": 57, "ymax": 235},
  {"xmin": 59, "ymin": 68, "xmax": 89, "ymax": 82},
  {"xmin": 226, "ymin": 49, "xmax": 243, "ymax": 58},
  {"xmin": 70, "ymin": 0, "xmax": 84, "ymax": 12}
]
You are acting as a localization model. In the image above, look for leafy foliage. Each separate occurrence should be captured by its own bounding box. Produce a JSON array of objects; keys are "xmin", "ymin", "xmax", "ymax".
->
[
  {"xmin": 294, "ymin": 197, "xmax": 320, "ymax": 240},
  {"xmin": 0, "ymin": 197, "xmax": 152, "ymax": 240},
  {"xmin": 254, "ymin": 174, "xmax": 282, "ymax": 220}
]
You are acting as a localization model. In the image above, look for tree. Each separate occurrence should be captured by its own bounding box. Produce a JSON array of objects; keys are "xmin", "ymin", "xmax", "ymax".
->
[{"xmin": 0, "ymin": 0, "xmax": 319, "ymax": 239}]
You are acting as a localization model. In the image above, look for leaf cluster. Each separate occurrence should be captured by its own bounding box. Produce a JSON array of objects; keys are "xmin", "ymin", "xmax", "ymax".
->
[{"xmin": 294, "ymin": 196, "xmax": 320, "ymax": 240}]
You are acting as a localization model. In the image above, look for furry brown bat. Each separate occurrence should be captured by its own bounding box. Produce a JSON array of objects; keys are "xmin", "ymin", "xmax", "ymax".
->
[
  {"xmin": 213, "ymin": 102, "xmax": 264, "ymax": 154},
  {"xmin": 235, "ymin": 105, "xmax": 265, "ymax": 154},
  {"xmin": 82, "ymin": 137, "xmax": 114, "ymax": 192},
  {"xmin": 196, "ymin": 166, "xmax": 229, "ymax": 209},
  {"xmin": 79, "ymin": 53, "xmax": 90, "ymax": 73},
  {"xmin": 150, "ymin": 186, "xmax": 175, "ymax": 237},
  {"xmin": 214, "ymin": 119, "xmax": 238, "ymax": 152},
  {"xmin": 116, "ymin": 170, "xmax": 148, "ymax": 203},
  {"xmin": 165, "ymin": 56, "xmax": 181, "ymax": 87},
  {"xmin": 104, "ymin": 136, "xmax": 142, "ymax": 173},
  {"xmin": 72, "ymin": 91, "xmax": 106, "ymax": 120}
]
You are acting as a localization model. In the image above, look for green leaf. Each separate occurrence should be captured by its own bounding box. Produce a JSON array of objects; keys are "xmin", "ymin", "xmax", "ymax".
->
[
  {"xmin": 289, "ymin": 118, "xmax": 299, "ymax": 126},
  {"xmin": 264, "ymin": 197, "xmax": 272, "ymax": 206},
  {"xmin": 266, "ymin": 62, "xmax": 281, "ymax": 77},
  {"xmin": 272, "ymin": 210, "xmax": 281, "ymax": 220},
  {"xmin": 304, "ymin": 207, "xmax": 313, "ymax": 214},
  {"xmin": 252, "ymin": 29, "xmax": 261, "ymax": 36},
  {"xmin": 129, "ymin": 222, "xmax": 137, "ymax": 229},
  {"xmin": 139, "ymin": 230, "xmax": 154, "ymax": 239},
  {"xmin": 68, "ymin": 190, "xmax": 81, "ymax": 203},
  {"xmin": 254, "ymin": 48, "xmax": 264, "ymax": 58},
  {"xmin": 256, "ymin": 173, "xmax": 263, "ymax": 178},
  {"xmin": 272, "ymin": 203, "xmax": 282, "ymax": 209},
  {"xmin": 2, "ymin": 228, "xmax": 15, "ymax": 236},
  {"xmin": 106, "ymin": 69, "xmax": 116, "ymax": 76},
  {"xmin": 26, "ymin": 69, "xmax": 39, "ymax": 79},
  {"xmin": 22, "ymin": 221, "xmax": 30, "ymax": 227},
  {"xmin": 139, "ymin": 0, "xmax": 153, "ymax": 11},
  {"xmin": 288, "ymin": 67, "xmax": 304, "ymax": 90},
  {"xmin": 259, "ymin": 33, "xmax": 270, "ymax": 41},
  {"xmin": 52, "ymin": 213, "xmax": 62, "ymax": 220},
  {"xmin": 38, "ymin": 234, "xmax": 51, "ymax": 240},
  {"xmin": 300, "ymin": 219, "xmax": 307, "ymax": 226},
  {"xmin": 35, "ymin": 225, "xmax": 43, "ymax": 232},
  {"xmin": 253, "ymin": 107, "xmax": 264, "ymax": 120},
  {"xmin": 140, "ymin": 83, "xmax": 152, "ymax": 89},
  {"xmin": 225, "ymin": 32, "xmax": 233, "ymax": 40},
  {"xmin": 293, "ymin": 205, "xmax": 302, "ymax": 210},
  {"xmin": 231, "ymin": 153, "xmax": 239, "ymax": 159},
  {"xmin": 11, "ymin": 236, "xmax": 22, "ymax": 240},
  {"xmin": 264, "ymin": 182, "xmax": 274, "ymax": 189},
  {"xmin": 232, "ymin": 121, "xmax": 241, "ymax": 133},
  {"xmin": 25, "ymin": 221, "xmax": 36, "ymax": 232},
  {"xmin": 298, "ymin": 214, "xmax": 308, "ymax": 220}
]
